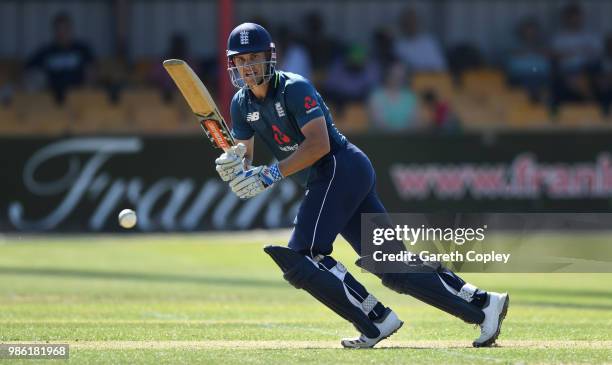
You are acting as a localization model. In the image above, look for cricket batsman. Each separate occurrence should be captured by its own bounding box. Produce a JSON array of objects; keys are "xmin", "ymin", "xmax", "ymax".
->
[{"xmin": 215, "ymin": 22, "xmax": 509, "ymax": 348}]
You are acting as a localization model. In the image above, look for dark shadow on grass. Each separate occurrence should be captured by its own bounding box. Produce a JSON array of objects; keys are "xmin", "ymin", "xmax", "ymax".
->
[
  {"xmin": 516, "ymin": 300, "xmax": 612, "ymax": 311},
  {"xmin": 516, "ymin": 287, "xmax": 612, "ymax": 299},
  {"xmin": 371, "ymin": 346, "xmax": 472, "ymax": 350},
  {"xmin": 260, "ymin": 345, "xmax": 475, "ymax": 350},
  {"xmin": 0, "ymin": 267, "xmax": 285, "ymax": 288}
]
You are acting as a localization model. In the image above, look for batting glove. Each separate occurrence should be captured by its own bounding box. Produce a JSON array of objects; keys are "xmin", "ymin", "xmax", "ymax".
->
[
  {"xmin": 229, "ymin": 163, "xmax": 283, "ymax": 199},
  {"xmin": 215, "ymin": 143, "xmax": 247, "ymax": 182}
]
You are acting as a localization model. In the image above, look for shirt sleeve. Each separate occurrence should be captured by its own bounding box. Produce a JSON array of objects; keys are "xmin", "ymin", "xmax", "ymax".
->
[
  {"xmin": 285, "ymin": 79, "xmax": 325, "ymax": 128},
  {"xmin": 230, "ymin": 93, "xmax": 254, "ymax": 140}
]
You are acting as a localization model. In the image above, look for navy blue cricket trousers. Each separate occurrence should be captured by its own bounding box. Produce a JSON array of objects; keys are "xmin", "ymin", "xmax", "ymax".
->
[{"xmin": 288, "ymin": 143, "xmax": 386, "ymax": 257}]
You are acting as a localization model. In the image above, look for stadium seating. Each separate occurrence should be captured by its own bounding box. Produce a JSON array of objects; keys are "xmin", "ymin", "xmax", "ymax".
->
[
  {"xmin": 503, "ymin": 89, "xmax": 531, "ymax": 106},
  {"xmin": 73, "ymin": 104, "xmax": 128, "ymax": 133},
  {"xmin": 452, "ymin": 92, "xmax": 502, "ymax": 127},
  {"xmin": 66, "ymin": 89, "xmax": 123, "ymax": 133},
  {"xmin": 131, "ymin": 102, "xmax": 183, "ymax": 133},
  {"xmin": 336, "ymin": 103, "xmax": 369, "ymax": 132},
  {"xmin": 556, "ymin": 103, "xmax": 604, "ymax": 126},
  {"xmin": 122, "ymin": 88, "xmax": 164, "ymax": 108},
  {"xmin": 67, "ymin": 88, "xmax": 109, "ymax": 113},
  {"xmin": 506, "ymin": 102, "xmax": 550, "ymax": 127},
  {"xmin": 3, "ymin": 65, "xmax": 612, "ymax": 135},
  {"xmin": 12, "ymin": 92, "xmax": 70, "ymax": 135},
  {"xmin": 0, "ymin": 105, "xmax": 20, "ymax": 133},
  {"xmin": 461, "ymin": 69, "xmax": 506, "ymax": 95},
  {"xmin": 21, "ymin": 105, "xmax": 71, "ymax": 135},
  {"xmin": 412, "ymin": 72, "xmax": 455, "ymax": 101},
  {"xmin": 13, "ymin": 91, "xmax": 56, "ymax": 111}
]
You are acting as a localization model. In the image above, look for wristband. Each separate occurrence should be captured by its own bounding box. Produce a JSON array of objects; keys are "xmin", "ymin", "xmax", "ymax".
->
[{"xmin": 269, "ymin": 163, "xmax": 284, "ymax": 182}]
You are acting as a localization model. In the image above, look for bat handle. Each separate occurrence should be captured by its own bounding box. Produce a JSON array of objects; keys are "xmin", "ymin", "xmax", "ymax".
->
[
  {"xmin": 221, "ymin": 142, "xmax": 245, "ymax": 159},
  {"xmin": 234, "ymin": 143, "xmax": 246, "ymax": 157}
]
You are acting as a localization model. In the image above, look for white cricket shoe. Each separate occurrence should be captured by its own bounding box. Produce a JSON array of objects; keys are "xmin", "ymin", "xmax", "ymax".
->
[
  {"xmin": 341, "ymin": 308, "xmax": 403, "ymax": 349},
  {"xmin": 473, "ymin": 292, "xmax": 510, "ymax": 347}
]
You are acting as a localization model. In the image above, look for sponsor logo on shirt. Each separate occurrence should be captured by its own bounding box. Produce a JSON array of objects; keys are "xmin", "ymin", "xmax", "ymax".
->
[
  {"xmin": 272, "ymin": 124, "xmax": 298, "ymax": 152},
  {"xmin": 279, "ymin": 144, "xmax": 298, "ymax": 152},
  {"xmin": 304, "ymin": 96, "xmax": 320, "ymax": 114},
  {"xmin": 272, "ymin": 124, "xmax": 290, "ymax": 144},
  {"xmin": 275, "ymin": 102, "xmax": 286, "ymax": 117},
  {"xmin": 246, "ymin": 111, "xmax": 260, "ymax": 122}
]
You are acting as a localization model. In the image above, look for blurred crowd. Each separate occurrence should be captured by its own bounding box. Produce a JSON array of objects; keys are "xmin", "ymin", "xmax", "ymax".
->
[{"xmin": 2, "ymin": 2, "xmax": 612, "ymax": 134}]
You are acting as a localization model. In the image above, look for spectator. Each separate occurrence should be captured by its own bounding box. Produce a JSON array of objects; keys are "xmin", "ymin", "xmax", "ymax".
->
[
  {"xmin": 151, "ymin": 33, "xmax": 199, "ymax": 100},
  {"xmin": 98, "ymin": 46, "xmax": 130, "ymax": 104},
  {"xmin": 301, "ymin": 12, "xmax": 342, "ymax": 72},
  {"xmin": 447, "ymin": 43, "xmax": 484, "ymax": 78},
  {"xmin": 276, "ymin": 25, "xmax": 312, "ymax": 80},
  {"xmin": 323, "ymin": 44, "xmax": 379, "ymax": 111},
  {"xmin": 552, "ymin": 3, "xmax": 601, "ymax": 74},
  {"xmin": 422, "ymin": 90, "xmax": 458, "ymax": 133},
  {"xmin": 368, "ymin": 62, "xmax": 418, "ymax": 131},
  {"xmin": 371, "ymin": 27, "xmax": 396, "ymax": 75},
  {"xmin": 394, "ymin": 8, "xmax": 447, "ymax": 72},
  {"xmin": 550, "ymin": 3, "xmax": 602, "ymax": 109},
  {"xmin": 595, "ymin": 34, "xmax": 612, "ymax": 116},
  {"xmin": 507, "ymin": 18, "xmax": 551, "ymax": 102},
  {"xmin": 26, "ymin": 12, "xmax": 95, "ymax": 104}
]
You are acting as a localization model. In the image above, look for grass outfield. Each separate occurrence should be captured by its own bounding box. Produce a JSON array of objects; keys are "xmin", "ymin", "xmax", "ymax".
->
[{"xmin": 0, "ymin": 231, "xmax": 611, "ymax": 364}]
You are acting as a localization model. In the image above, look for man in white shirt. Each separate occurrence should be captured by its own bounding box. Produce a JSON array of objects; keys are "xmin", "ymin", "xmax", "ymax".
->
[
  {"xmin": 550, "ymin": 3, "xmax": 602, "ymax": 108},
  {"xmin": 552, "ymin": 3, "xmax": 601, "ymax": 74},
  {"xmin": 394, "ymin": 8, "xmax": 447, "ymax": 72}
]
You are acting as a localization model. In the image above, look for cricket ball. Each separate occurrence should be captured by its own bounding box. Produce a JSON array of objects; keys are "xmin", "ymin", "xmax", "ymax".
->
[{"xmin": 118, "ymin": 209, "xmax": 137, "ymax": 229}]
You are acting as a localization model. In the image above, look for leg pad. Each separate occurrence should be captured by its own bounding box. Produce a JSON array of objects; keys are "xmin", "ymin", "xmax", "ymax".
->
[{"xmin": 264, "ymin": 245, "xmax": 381, "ymax": 338}]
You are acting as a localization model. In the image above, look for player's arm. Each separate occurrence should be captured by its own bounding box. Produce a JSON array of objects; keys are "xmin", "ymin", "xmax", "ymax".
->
[{"xmin": 277, "ymin": 116, "xmax": 329, "ymax": 177}]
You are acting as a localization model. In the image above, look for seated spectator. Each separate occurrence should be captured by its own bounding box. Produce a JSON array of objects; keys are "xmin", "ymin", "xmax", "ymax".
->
[
  {"xmin": 276, "ymin": 25, "xmax": 312, "ymax": 80},
  {"xmin": 447, "ymin": 43, "xmax": 484, "ymax": 79},
  {"xmin": 301, "ymin": 12, "xmax": 342, "ymax": 73},
  {"xmin": 98, "ymin": 47, "xmax": 130, "ymax": 103},
  {"xmin": 26, "ymin": 12, "xmax": 95, "ymax": 104},
  {"xmin": 550, "ymin": 3, "xmax": 602, "ymax": 109},
  {"xmin": 552, "ymin": 3, "xmax": 601, "ymax": 74},
  {"xmin": 368, "ymin": 62, "xmax": 418, "ymax": 131},
  {"xmin": 150, "ymin": 33, "xmax": 199, "ymax": 100},
  {"xmin": 394, "ymin": 8, "xmax": 447, "ymax": 72},
  {"xmin": 595, "ymin": 34, "xmax": 612, "ymax": 116},
  {"xmin": 507, "ymin": 18, "xmax": 551, "ymax": 103},
  {"xmin": 422, "ymin": 90, "xmax": 459, "ymax": 133},
  {"xmin": 323, "ymin": 44, "xmax": 380, "ymax": 111},
  {"xmin": 371, "ymin": 27, "xmax": 396, "ymax": 76}
]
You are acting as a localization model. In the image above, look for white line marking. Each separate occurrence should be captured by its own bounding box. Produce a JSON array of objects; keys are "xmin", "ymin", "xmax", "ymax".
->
[
  {"xmin": 310, "ymin": 156, "xmax": 336, "ymax": 258},
  {"xmin": 4, "ymin": 340, "xmax": 608, "ymax": 350}
]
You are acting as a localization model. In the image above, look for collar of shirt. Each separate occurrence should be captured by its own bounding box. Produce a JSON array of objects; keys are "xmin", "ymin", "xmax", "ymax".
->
[{"xmin": 247, "ymin": 72, "xmax": 280, "ymax": 105}]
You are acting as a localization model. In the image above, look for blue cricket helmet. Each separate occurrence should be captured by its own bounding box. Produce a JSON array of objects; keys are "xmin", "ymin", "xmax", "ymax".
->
[
  {"xmin": 226, "ymin": 22, "xmax": 273, "ymax": 56},
  {"xmin": 226, "ymin": 23, "xmax": 277, "ymax": 88}
]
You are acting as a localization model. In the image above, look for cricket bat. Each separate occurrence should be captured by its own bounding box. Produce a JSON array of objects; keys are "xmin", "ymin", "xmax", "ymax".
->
[{"xmin": 163, "ymin": 59, "xmax": 235, "ymax": 151}]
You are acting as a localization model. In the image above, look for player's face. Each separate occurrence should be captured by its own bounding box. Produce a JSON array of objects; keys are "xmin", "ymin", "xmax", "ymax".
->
[{"xmin": 232, "ymin": 52, "xmax": 267, "ymax": 87}]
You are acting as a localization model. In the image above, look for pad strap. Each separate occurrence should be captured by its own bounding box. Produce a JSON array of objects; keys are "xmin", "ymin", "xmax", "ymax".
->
[{"xmin": 457, "ymin": 283, "xmax": 478, "ymax": 302}]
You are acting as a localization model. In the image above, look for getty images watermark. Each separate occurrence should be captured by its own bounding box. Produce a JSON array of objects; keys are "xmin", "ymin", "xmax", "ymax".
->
[
  {"xmin": 371, "ymin": 224, "xmax": 511, "ymax": 265},
  {"xmin": 360, "ymin": 213, "xmax": 612, "ymax": 273},
  {"xmin": 0, "ymin": 344, "xmax": 69, "ymax": 359}
]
